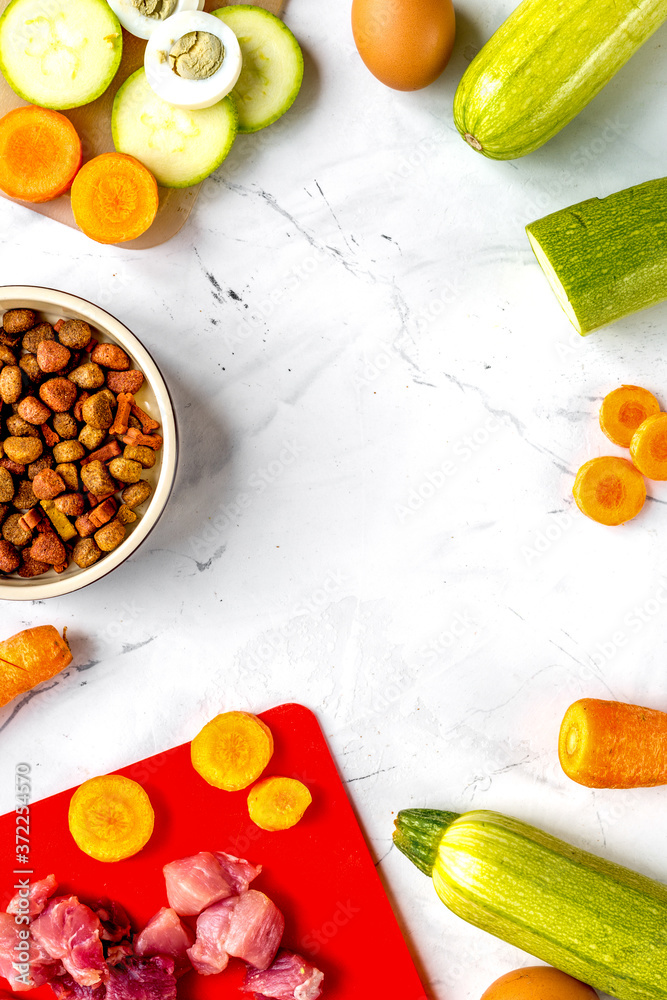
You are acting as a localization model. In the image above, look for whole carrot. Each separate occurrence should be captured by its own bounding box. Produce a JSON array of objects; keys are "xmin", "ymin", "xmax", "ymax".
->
[{"xmin": 559, "ymin": 698, "xmax": 667, "ymax": 788}]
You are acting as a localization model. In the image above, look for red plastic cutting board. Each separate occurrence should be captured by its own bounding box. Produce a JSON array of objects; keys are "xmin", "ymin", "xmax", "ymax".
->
[{"xmin": 0, "ymin": 703, "xmax": 427, "ymax": 999}]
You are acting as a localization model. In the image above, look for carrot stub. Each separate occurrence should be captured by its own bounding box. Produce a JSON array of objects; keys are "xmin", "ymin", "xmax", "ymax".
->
[
  {"xmin": 599, "ymin": 385, "xmax": 661, "ymax": 448},
  {"xmin": 0, "ymin": 625, "xmax": 72, "ymax": 708},
  {"xmin": 68, "ymin": 774, "xmax": 155, "ymax": 862},
  {"xmin": 0, "ymin": 106, "xmax": 82, "ymax": 203},
  {"xmin": 559, "ymin": 698, "xmax": 667, "ymax": 788},
  {"xmin": 630, "ymin": 412, "xmax": 667, "ymax": 480},
  {"xmin": 247, "ymin": 776, "xmax": 312, "ymax": 832},
  {"xmin": 572, "ymin": 456, "xmax": 645, "ymax": 525},
  {"xmin": 71, "ymin": 153, "xmax": 159, "ymax": 245},
  {"xmin": 191, "ymin": 711, "xmax": 274, "ymax": 791}
]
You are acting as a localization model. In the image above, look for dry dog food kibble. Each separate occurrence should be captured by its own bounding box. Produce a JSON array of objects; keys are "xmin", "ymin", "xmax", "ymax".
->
[{"xmin": 0, "ymin": 307, "xmax": 162, "ymax": 580}]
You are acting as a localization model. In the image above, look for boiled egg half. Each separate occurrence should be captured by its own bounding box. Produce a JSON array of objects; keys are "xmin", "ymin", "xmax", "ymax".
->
[
  {"xmin": 144, "ymin": 10, "xmax": 242, "ymax": 110},
  {"xmin": 106, "ymin": 0, "xmax": 205, "ymax": 41}
]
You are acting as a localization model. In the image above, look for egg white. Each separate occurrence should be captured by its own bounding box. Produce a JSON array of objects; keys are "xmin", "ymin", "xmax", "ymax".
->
[
  {"xmin": 106, "ymin": 0, "xmax": 205, "ymax": 41},
  {"xmin": 144, "ymin": 10, "xmax": 242, "ymax": 110}
]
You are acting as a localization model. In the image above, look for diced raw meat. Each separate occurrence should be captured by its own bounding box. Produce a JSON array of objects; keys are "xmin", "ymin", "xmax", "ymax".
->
[
  {"xmin": 186, "ymin": 897, "xmax": 236, "ymax": 976},
  {"xmin": 31, "ymin": 896, "xmax": 108, "ymax": 987},
  {"xmin": 213, "ymin": 852, "xmax": 262, "ymax": 895},
  {"xmin": 7, "ymin": 875, "xmax": 58, "ymax": 919},
  {"xmin": 105, "ymin": 955, "xmax": 177, "ymax": 1000},
  {"xmin": 49, "ymin": 974, "xmax": 106, "ymax": 998},
  {"xmin": 0, "ymin": 911, "xmax": 59, "ymax": 992},
  {"xmin": 134, "ymin": 908, "xmax": 193, "ymax": 976},
  {"xmin": 187, "ymin": 890, "xmax": 284, "ymax": 976},
  {"xmin": 240, "ymin": 950, "xmax": 324, "ymax": 1000},
  {"xmin": 163, "ymin": 852, "xmax": 235, "ymax": 916},
  {"xmin": 89, "ymin": 900, "xmax": 132, "ymax": 943},
  {"xmin": 225, "ymin": 891, "xmax": 284, "ymax": 971}
]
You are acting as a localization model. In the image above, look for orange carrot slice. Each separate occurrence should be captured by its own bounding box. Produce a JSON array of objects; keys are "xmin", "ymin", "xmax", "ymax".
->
[
  {"xmin": 599, "ymin": 385, "xmax": 660, "ymax": 448},
  {"xmin": 247, "ymin": 776, "xmax": 312, "ymax": 831},
  {"xmin": 71, "ymin": 153, "xmax": 159, "ymax": 244},
  {"xmin": 630, "ymin": 412, "xmax": 667, "ymax": 480},
  {"xmin": 0, "ymin": 625, "xmax": 72, "ymax": 708},
  {"xmin": 572, "ymin": 456, "xmax": 645, "ymax": 525},
  {"xmin": 191, "ymin": 711, "xmax": 274, "ymax": 791},
  {"xmin": 68, "ymin": 774, "xmax": 154, "ymax": 862},
  {"xmin": 559, "ymin": 698, "xmax": 667, "ymax": 788},
  {"xmin": 0, "ymin": 106, "xmax": 82, "ymax": 203}
]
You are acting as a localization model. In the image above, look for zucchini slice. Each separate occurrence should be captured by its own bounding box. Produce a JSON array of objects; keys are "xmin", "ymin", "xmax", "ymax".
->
[
  {"xmin": 0, "ymin": 0, "xmax": 122, "ymax": 110},
  {"xmin": 212, "ymin": 5, "xmax": 303, "ymax": 133},
  {"xmin": 111, "ymin": 68, "xmax": 237, "ymax": 188}
]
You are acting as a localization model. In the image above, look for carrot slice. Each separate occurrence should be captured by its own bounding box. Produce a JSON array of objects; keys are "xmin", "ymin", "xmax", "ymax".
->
[
  {"xmin": 572, "ymin": 456, "xmax": 645, "ymax": 525},
  {"xmin": 0, "ymin": 106, "xmax": 82, "ymax": 203},
  {"xmin": 70, "ymin": 152, "xmax": 159, "ymax": 244},
  {"xmin": 559, "ymin": 698, "xmax": 667, "ymax": 788},
  {"xmin": 68, "ymin": 774, "xmax": 154, "ymax": 862},
  {"xmin": 630, "ymin": 412, "xmax": 667, "ymax": 480},
  {"xmin": 191, "ymin": 711, "xmax": 274, "ymax": 791},
  {"xmin": 247, "ymin": 776, "xmax": 312, "ymax": 831},
  {"xmin": 0, "ymin": 625, "xmax": 72, "ymax": 708},
  {"xmin": 599, "ymin": 385, "xmax": 660, "ymax": 448}
]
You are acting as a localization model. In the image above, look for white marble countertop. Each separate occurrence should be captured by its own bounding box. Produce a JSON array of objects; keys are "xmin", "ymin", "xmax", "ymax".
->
[{"xmin": 2, "ymin": 1, "xmax": 667, "ymax": 997}]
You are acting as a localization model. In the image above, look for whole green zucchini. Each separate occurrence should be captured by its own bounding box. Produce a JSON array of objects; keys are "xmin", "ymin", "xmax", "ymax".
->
[
  {"xmin": 453, "ymin": 0, "xmax": 667, "ymax": 160},
  {"xmin": 394, "ymin": 808, "xmax": 667, "ymax": 1000},
  {"xmin": 525, "ymin": 177, "xmax": 667, "ymax": 334}
]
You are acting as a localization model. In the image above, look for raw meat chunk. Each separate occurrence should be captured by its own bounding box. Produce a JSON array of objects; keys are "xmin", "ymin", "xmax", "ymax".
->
[
  {"xmin": 7, "ymin": 874, "xmax": 57, "ymax": 918},
  {"xmin": 0, "ymin": 911, "xmax": 58, "ymax": 992},
  {"xmin": 163, "ymin": 852, "xmax": 235, "ymax": 916},
  {"xmin": 213, "ymin": 852, "xmax": 262, "ymax": 895},
  {"xmin": 134, "ymin": 907, "xmax": 193, "ymax": 976},
  {"xmin": 105, "ymin": 955, "xmax": 177, "ymax": 1000},
  {"xmin": 186, "ymin": 897, "xmax": 236, "ymax": 976},
  {"xmin": 31, "ymin": 896, "xmax": 108, "ymax": 987},
  {"xmin": 241, "ymin": 950, "xmax": 324, "ymax": 999},
  {"xmin": 187, "ymin": 890, "xmax": 284, "ymax": 976},
  {"xmin": 49, "ymin": 974, "xmax": 106, "ymax": 998}
]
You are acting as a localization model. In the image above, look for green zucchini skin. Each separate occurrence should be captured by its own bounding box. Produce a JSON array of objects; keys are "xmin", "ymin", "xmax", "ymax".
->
[
  {"xmin": 394, "ymin": 809, "xmax": 667, "ymax": 1000},
  {"xmin": 525, "ymin": 178, "xmax": 667, "ymax": 334},
  {"xmin": 453, "ymin": 0, "xmax": 667, "ymax": 160}
]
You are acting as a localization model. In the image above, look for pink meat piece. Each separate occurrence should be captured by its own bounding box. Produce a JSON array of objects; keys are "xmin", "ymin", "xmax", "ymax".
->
[
  {"xmin": 213, "ymin": 852, "xmax": 262, "ymax": 895},
  {"xmin": 187, "ymin": 890, "xmax": 284, "ymax": 976},
  {"xmin": 0, "ymin": 911, "xmax": 59, "ymax": 992},
  {"xmin": 49, "ymin": 974, "xmax": 106, "ymax": 998},
  {"xmin": 163, "ymin": 852, "xmax": 236, "ymax": 916},
  {"xmin": 31, "ymin": 896, "xmax": 108, "ymax": 987},
  {"xmin": 241, "ymin": 950, "xmax": 324, "ymax": 1000},
  {"xmin": 105, "ymin": 955, "xmax": 177, "ymax": 1000},
  {"xmin": 133, "ymin": 908, "xmax": 193, "ymax": 977},
  {"xmin": 7, "ymin": 875, "xmax": 58, "ymax": 919},
  {"xmin": 89, "ymin": 900, "xmax": 131, "ymax": 944}
]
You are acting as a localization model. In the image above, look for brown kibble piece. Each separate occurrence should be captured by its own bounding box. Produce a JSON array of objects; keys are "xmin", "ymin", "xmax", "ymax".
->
[
  {"xmin": 18, "ymin": 508, "xmax": 43, "ymax": 534},
  {"xmin": 52, "ymin": 412, "xmax": 78, "ymax": 439},
  {"xmin": 29, "ymin": 532, "xmax": 66, "ymax": 566},
  {"xmin": 54, "ymin": 493, "xmax": 85, "ymax": 517},
  {"xmin": 108, "ymin": 457, "xmax": 142, "ymax": 484},
  {"xmin": 74, "ymin": 513, "xmax": 95, "ymax": 538},
  {"xmin": 27, "ymin": 455, "xmax": 54, "ymax": 480},
  {"xmin": 72, "ymin": 537, "xmax": 102, "ymax": 568},
  {"xmin": 3, "ymin": 438, "xmax": 43, "ymax": 465},
  {"xmin": 91, "ymin": 343, "xmax": 130, "ymax": 370},
  {"xmin": 22, "ymin": 322, "xmax": 54, "ymax": 354},
  {"xmin": 0, "ymin": 467, "xmax": 15, "ymax": 503},
  {"xmin": 13, "ymin": 480, "xmax": 38, "ymax": 509},
  {"xmin": 32, "ymin": 469, "xmax": 66, "ymax": 501},
  {"xmin": 0, "ymin": 365, "xmax": 22, "ymax": 404},
  {"xmin": 0, "ymin": 459, "xmax": 24, "ymax": 477},
  {"xmin": 3, "ymin": 513, "xmax": 31, "ymax": 547},
  {"xmin": 89, "ymin": 498, "xmax": 117, "ymax": 528},
  {"xmin": 68, "ymin": 362, "xmax": 105, "ymax": 390},
  {"xmin": 18, "ymin": 551, "xmax": 50, "ymax": 577},
  {"xmin": 82, "ymin": 393, "xmax": 113, "ymax": 430},
  {"xmin": 116, "ymin": 503, "xmax": 137, "ymax": 525},
  {"xmin": 6, "ymin": 415, "xmax": 39, "ymax": 438},
  {"xmin": 55, "ymin": 463, "xmax": 79, "ymax": 492},
  {"xmin": 123, "ymin": 444, "xmax": 156, "ymax": 469},
  {"xmin": 106, "ymin": 370, "xmax": 145, "ymax": 394},
  {"xmin": 121, "ymin": 480, "xmax": 152, "ymax": 509},
  {"xmin": 19, "ymin": 354, "xmax": 43, "ymax": 383},
  {"xmin": 41, "ymin": 423, "xmax": 60, "ymax": 449},
  {"xmin": 0, "ymin": 539, "xmax": 20, "ymax": 574},
  {"xmin": 39, "ymin": 377, "xmax": 77, "ymax": 412},
  {"xmin": 0, "ymin": 345, "xmax": 16, "ymax": 365},
  {"xmin": 57, "ymin": 319, "xmax": 92, "ymax": 350},
  {"xmin": 81, "ymin": 460, "xmax": 115, "ymax": 497},
  {"xmin": 3, "ymin": 309, "xmax": 36, "ymax": 335},
  {"xmin": 37, "ymin": 340, "xmax": 71, "ymax": 373},
  {"xmin": 17, "ymin": 396, "xmax": 51, "ymax": 426},
  {"xmin": 78, "ymin": 425, "xmax": 107, "ymax": 451},
  {"xmin": 94, "ymin": 519, "xmax": 126, "ymax": 552},
  {"xmin": 52, "ymin": 441, "xmax": 85, "ymax": 464}
]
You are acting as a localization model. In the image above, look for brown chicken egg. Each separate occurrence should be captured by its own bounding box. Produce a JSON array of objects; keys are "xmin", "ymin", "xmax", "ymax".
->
[
  {"xmin": 351, "ymin": 0, "xmax": 456, "ymax": 91},
  {"xmin": 481, "ymin": 967, "xmax": 599, "ymax": 1000}
]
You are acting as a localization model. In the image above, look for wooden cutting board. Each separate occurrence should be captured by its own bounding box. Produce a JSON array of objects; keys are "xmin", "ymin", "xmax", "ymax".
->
[
  {"xmin": 0, "ymin": 0, "xmax": 286, "ymax": 249},
  {"xmin": 0, "ymin": 704, "xmax": 428, "ymax": 999}
]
